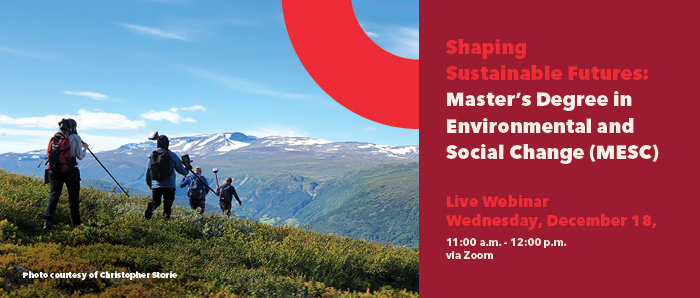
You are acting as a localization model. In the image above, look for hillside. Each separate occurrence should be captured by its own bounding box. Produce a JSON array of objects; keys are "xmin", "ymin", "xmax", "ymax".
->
[
  {"xmin": 0, "ymin": 170, "xmax": 419, "ymax": 297},
  {"xmin": 0, "ymin": 132, "xmax": 419, "ymax": 247},
  {"xmin": 305, "ymin": 164, "xmax": 419, "ymax": 248}
]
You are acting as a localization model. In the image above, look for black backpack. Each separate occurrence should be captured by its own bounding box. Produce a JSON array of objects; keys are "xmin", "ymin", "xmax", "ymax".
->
[
  {"xmin": 188, "ymin": 175, "xmax": 205, "ymax": 199},
  {"xmin": 47, "ymin": 132, "xmax": 77, "ymax": 172},
  {"xmin": 218, "ymin": 184, "xmax": 233, "ymax": 203},
  {"xmin": 149, "ymin": 149, "xmax": 173, "ymax": 181}
]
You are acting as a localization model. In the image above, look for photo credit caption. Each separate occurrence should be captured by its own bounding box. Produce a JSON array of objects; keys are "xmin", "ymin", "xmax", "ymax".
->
[{"xmin": 22, "ymin": 271, "xmax": 178, "ymax": 280}]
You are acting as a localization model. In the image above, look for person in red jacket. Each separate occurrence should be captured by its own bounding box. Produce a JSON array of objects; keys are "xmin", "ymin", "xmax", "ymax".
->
[{"xmin": 43, "ymin": 118, "xmax": 89, "ymax": 231}]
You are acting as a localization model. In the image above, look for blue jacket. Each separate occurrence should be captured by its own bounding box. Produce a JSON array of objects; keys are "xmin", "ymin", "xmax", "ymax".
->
[
  {"xmin": 180, "ymin": 174, "xmax": 209, "ymax": 198},
  {"xmin": 145, "ymin": 148, "xmax": 188, "ymax": 189}
]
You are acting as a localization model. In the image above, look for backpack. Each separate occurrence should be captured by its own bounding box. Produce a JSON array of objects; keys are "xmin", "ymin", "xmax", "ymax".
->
[
  {"xmin": 47, "ymin": 132, "xmax": 77, "ymax": 172},
  {"xmin": 149, "ymin": 149, "xmax": 173, "ymax": 181},
  {"xmin": 188, "ymin": 175, "xmax": 206, "ymax": 199},
  {"xmin": 218, "ymin": 184, "xmax": 233, "ymax": 203}
]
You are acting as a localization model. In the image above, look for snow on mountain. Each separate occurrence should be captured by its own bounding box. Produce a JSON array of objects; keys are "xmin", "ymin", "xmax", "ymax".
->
[
  {"xmin": 111, "ymin": 132, "xmax": 257, "ymax": 158},
  {"xmin": 168, "ymin": 133, "xmax": 255, "ymax": 158},
  {"xmin": 6, "ymin": 132, "xmax": 418, "ymax": 161},
  {"xmin": 259, "ymin": 136, "xmax": 333, "ymax": 147},
  {"xmin": 215, "ymin": 140, "xmax": 251, "ymax": 153}
]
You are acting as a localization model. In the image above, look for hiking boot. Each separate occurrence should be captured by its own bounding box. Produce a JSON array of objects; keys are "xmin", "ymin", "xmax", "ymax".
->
[
  {"xmin": 145, "ymin": 202, "xmax": 154, "ymax": 220},
  {"xmin": 43, "ymin": 221, "xmax": 53, "ymax": 231}
]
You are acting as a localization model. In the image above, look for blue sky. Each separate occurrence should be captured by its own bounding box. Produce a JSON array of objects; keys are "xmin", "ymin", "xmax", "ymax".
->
[{"xmin": 0, "ymin": 0, "xmax": 418, "ymax": 153}]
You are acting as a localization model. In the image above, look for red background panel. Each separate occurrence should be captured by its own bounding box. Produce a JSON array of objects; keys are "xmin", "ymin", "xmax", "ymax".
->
[{"xmin": 420, "ymin": 1, "xmax": 699, "ymax": 296}]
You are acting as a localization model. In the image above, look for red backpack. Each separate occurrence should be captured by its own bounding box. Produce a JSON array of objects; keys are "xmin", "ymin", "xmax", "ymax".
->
[{"xmin": 47, "ymin": 132, "xmax": 77, "ymax": 172}]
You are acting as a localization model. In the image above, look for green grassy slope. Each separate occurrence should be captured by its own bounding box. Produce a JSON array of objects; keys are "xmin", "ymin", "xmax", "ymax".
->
[
  {"xmin": 226, "ymin": 164, "xmax": 419, "ymax": 248},
  {"xmin": 230, "ymin": 173, "xmax": 318, "ymax": 222},
  {"xmin": 0, "ymin": 169, "xmax": 418, "ymax": 297},
  {"xmin": 295, "ymin": 163, "xmax": 419, "ymax": 248}
]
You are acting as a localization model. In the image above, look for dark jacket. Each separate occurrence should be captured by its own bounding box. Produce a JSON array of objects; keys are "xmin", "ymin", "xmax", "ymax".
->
[
  {"xmin": 217, "ymin": 183, "xmax": 242, "ymax": 205},
  {"xmin": 145, "ymin": 148, "xmax": 187, "ymax": 188}
]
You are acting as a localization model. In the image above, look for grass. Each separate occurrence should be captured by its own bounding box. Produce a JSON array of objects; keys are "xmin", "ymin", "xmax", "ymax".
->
[{"xmin": 0, "ymin": 169, "xmax": 418, "ymax": 297}]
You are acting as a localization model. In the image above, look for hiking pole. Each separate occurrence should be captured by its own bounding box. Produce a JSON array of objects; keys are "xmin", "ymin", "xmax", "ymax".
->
[
  {"xmin": 212, "ymin": 168, "xmax": 220, "ymax": 190},
  {"xmin": 86, "ymin": 147, "xmax": 130, "ymax": 197},
  {"xmin": 148, "ymin": 131, "xmax": 219, "ymax": 196}
]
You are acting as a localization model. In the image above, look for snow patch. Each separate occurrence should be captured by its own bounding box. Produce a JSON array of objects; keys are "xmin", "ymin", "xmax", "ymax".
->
[
  {"xmin": 181, "ymin": 142, "xmax": 194, "ymax": 151},
  {"xmin": 171, "ymin": 140, "xmax": 186, "ymax": 148},
  {"xmin": 215, "ymin": 141, "xmax": 250, "ymax": 153},
  {"xmin": 263, "ymin": 136, "xmax": 332, "ymax": 146},
  {"xmin": 199, "ymin": 134, "xmax": 220, "ymax": 147},
  {"xmin": 382, "ymin": 145, "xmax": 418, "ymax": 155}
]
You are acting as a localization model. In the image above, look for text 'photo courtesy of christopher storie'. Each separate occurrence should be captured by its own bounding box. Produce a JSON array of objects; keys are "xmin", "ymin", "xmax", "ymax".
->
[{"xmin": 0, "ymin": 1, "xmax": 419, "ymax": 297}]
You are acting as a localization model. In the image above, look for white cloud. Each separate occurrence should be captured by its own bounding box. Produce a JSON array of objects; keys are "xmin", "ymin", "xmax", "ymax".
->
[
  {"xmin": 140, "ymin": 109, "xmax": 196, "ymax": 124},
  {"xmin": 139, "ymin": 105, "xmax": 204, "ymax": 124},
  {"xmin": 75, "ymin": 110, "xmax": 147, "ymax": 129},
  {"xmin": 0, "ymin": 127, "xmax": 54, "ymax": 137},
  {"xmin": 0, "ymin": 46, "xmax": 64, "ymax": 60},
  {"xmin": 241, "ymin": 125, "xmax": 310, "ymax": 138},
  {"xmin": 392, "ymin": 27, "xmax": 419, "ymax": 58},
  {"xmin": 167, "ymin": 105, "xmax": 205, "ymax": 113},
  {"xmin": 63, "ymin": 91, "xmax": 109, "ymax": 100},
  {"xmin": 0, "ymin": 115, "xmax": 58, "ymax": 128},
  {"xmin": 364, "ymin": 126, "xmax": 377, "ymax": 131},
  {"xmin": 0, "ymin": 128, "xmax": 57, "ymax": 153},
  {"xmin": 184, "ymin": 68, "xmax": 312, "ymax": 101},
  {"xmin": 0, "ymin": 128, "xmax": 146, "ymax": 153},
  {"xmin": 0, "ymin": 110, "xmax": 145, "ymax": 130},
  {"xmin": 120, "ymin": 23, "xmax": 190, "ymax": 41},
  {"xmin": 77, "ymin": 133, "xmax": 148, "ymax": 152},
  {"xmin": 360, "ymin": 24, "xmax": 419, "ymax": 59},
  {"xmin": 181, "ymin": 105, "xmax": 205, "ymax": 111}
]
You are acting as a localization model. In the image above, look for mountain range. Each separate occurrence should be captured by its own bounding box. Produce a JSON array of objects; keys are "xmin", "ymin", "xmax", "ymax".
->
[{"xmin": 0, "ymin": 132, "xmax": 419, "ymax": 247}]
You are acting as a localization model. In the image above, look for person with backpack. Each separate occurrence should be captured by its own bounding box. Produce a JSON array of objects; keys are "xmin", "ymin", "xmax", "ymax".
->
[
  {"xmin": 144, "ymin": 134, "xmax": 188, "ymax": 220},
  {"xmin": 217, "ymin": 177, "xmax": 242, "ymax": 216},
  {"xmin": 43, "ymin": 118, "xmax": 89, "ymax": 231},
  {"xmin": 180, "ymin": 167, "xmax": 209, "ymax": 214}
]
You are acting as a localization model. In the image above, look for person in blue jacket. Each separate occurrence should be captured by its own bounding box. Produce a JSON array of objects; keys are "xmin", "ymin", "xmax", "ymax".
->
[
  {"xmin": 145, "ymin": 134, "xmax": 187, "ymax": 219},
  {"xmin": 180, "ymin": 167, "xmax": 209, "ymax": 214}
]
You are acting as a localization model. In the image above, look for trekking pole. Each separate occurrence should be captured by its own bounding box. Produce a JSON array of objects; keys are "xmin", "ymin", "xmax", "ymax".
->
[
  {"xmin": 86, "ymin": 147, "xmax": 130, "ymax": 197},
  {"xmin": 212, "ymin": 168, "xmax": 220, "ymax": 190}
]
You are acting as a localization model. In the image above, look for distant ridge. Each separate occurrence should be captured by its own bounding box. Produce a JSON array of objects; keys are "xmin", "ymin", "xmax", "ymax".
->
[{"xmin": 0, "ymin": 132, "xmax": 419, "ymax": 247}]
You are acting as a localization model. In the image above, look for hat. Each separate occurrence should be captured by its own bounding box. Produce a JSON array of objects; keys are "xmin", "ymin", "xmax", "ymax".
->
[
  {"xmin": 158, "ymin": 135, "xmax": 169, "ymax": 149},
  {"xmin": 58, "ymin": 118, "xmax": 77, "ymax": 133}
]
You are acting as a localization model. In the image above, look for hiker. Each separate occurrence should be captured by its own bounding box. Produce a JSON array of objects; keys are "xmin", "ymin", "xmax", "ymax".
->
[
  {"xmin": 43, "ymin": 118, "xmax": 89, "ymax": 230},
  {"xmin": 145, "ymin": 134, "xmax": 187, "ymax": 219},
  {"xmin": 217, "ymin": 177, "xmax": 242, "ymax": 216},
  {"xmin": 180, "ymin": 167, "xmax": 209, "ymax": 214}
]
